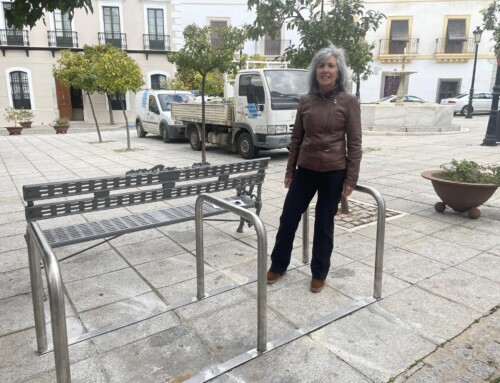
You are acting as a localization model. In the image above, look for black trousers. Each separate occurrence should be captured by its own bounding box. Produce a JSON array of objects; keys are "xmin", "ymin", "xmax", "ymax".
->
[{"xmin": 270, "ymin": 166, "xmax": 346, "ymax": 280}]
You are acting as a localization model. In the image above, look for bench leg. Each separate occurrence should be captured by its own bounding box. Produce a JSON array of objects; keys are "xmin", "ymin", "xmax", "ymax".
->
[{"xmin": 26, "ymin": 228, "xmax": 48, "ymax": 354}]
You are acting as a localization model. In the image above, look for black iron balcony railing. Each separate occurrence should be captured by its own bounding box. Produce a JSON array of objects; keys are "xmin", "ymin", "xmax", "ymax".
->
[
  {"xmin": 143, "ymin": 34, "xmax": 170, "ymax": 50},
  {"xmin": 47, "ymin": 30, "xmax": 78, "ymax": 48},
  {"xmin": 264, "ymin": 39, "xmax": 291, "ymax": 56},
  {"xmin": 435, "ymin": 38, "xmax": 474, "ymax": 54},
  {"xmin": 98, "ymin": 32, "xmax": 127, "ymax": 49},
  {"xmin": 378, "ymin": 38, "xmax": 419, "ymax": 55},
  {"xmin": 0, "ymin": 29, "xmax": 29, "ymax": 46}
]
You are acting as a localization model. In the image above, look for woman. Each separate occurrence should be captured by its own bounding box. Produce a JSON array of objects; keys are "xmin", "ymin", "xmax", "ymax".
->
[{"xmin": 267, "ymin": 44, "xmax": 362, "ymax": 293}]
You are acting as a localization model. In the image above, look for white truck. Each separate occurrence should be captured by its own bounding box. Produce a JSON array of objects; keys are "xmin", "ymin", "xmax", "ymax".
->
[
  {"xmin": 171, "ymin": 68, "xmax": 309, "ymax": 159},
  {"xmin": 134, "ymin": 89, "xmax": 195, "ymax": 142}
]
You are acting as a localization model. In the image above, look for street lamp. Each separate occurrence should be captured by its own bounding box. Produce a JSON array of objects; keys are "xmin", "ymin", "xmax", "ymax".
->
[{"xmin": 465, "ymin": 26, "xmax": 483, "ymax": 119}]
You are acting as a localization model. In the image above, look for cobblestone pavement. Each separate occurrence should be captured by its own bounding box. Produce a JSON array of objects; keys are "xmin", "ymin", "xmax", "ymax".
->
[{"xmin": 395, "ymin": 306, "xmax": 499, "ymax": 383}]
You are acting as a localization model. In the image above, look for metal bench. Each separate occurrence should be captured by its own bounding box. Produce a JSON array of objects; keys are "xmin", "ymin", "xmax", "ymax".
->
[{"xmin": 23, "ymin": 157, "xmax": 270, "ymax": 383}]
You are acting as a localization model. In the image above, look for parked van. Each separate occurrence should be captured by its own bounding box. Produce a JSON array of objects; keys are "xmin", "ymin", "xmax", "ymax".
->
[{"xmin": 134, "ymin": 90, "xmax": 195, "ymax": 142}]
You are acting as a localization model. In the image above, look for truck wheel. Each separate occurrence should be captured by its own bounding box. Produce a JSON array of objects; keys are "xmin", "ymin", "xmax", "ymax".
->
[
  {"xmin": 238, "ymin": 132, "xmax": 258, "ymax": 159},
  {"xmin": 189, "ymin": 126, "xmax": 202, "ymax": 151},
  {"xmin": 136, "ymin": 121, "xmax": 146, "ymax": 137},
  {"xmin": 161, "ymin": 124, "xmax": 171, "ymax": 143}
]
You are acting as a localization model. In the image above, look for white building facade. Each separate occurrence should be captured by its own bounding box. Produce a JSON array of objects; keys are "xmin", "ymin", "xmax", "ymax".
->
[
  {"xmin": 0, "ymin": 0, "xmax": 495, "ymax": 125},
  {"xmin": 360, "ymin": 0, "xmax": 496, "ymax": 104}
]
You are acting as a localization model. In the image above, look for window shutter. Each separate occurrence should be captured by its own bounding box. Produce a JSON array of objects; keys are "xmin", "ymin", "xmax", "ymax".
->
[
  {"xmin": 447, "ymin": 19, "xmax": 466, "ymax": 40},
  {"xmin": 390, "ymin": 20, "xmax": 409, "ymax": 41}
]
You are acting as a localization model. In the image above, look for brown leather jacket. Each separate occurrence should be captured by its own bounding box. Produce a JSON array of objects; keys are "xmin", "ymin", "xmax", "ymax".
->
[{"xmin": 286, "ymin": 88, "xmax": 362, "ymax": 188}]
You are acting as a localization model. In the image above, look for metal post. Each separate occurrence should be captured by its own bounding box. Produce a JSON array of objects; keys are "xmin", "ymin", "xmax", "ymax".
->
[
  {"xmin": 30, "ymin": 223, "xmax": 71, "ymax": 383},
  {"xmin": 482, "ymin": 58, "xmax": 500, "ymax": 146},
  {"xmin": 26, "ymin": 226, "xmax": 48, "ymax": 354},
  {"xmin": 466, "ymin": 27, "xmax": 483, "ymax": 119},
  {"xmin": 302, "ymin": 209, "xmax": 309, "ymax": 264},
  {"xmin": 195, "ymin": 194, "xmax": 268, "ymax": 352}
]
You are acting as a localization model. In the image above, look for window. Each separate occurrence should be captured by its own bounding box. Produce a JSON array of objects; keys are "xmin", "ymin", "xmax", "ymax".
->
[
  {"xmin": 151, "ymin": 74, "xmax": 166, "ymax": 90},
  {"xmin": 103, "ymin": 6, "xmax": 122, "ymax": 47},
  {"xmin": 147, "ymin": 8, "xmax": 165, "ymax": 50},
  {"xmin": 389, "ymin": 20, "xmax": 409, "ymax": 54},
  {"xmin": 110, "ymin": 93, "xmax": 126, "ymax": 110},
  {"xmin": 445, "ymin": 19, "xmax": 466, "ymax": 53},
  {"xmin": 210, "ymin": 19, "xmax": 227, "ymax": 47},
  {"xmin": 2, "ymin": 2, "xmax": 24, "ymax": 45},
  {"xmin": 264, "ymin": 34, "xmax": 281, "ymax": 56},
  {"xmin": 53, "ymin": 10, "xmax": 73, "ymax": 47},
  {"xmin": 10, "ymin": 71, "xmax": 31, "ymax": 109},
  {"xmin": 239, "ymin": 74, "xmax": 265, "ymax": 104}
]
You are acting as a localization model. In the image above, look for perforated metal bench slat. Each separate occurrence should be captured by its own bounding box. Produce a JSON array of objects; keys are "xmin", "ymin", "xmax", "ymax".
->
[{"xmin": 43, "ymin": 196, "xmax": 254, "ymax": 248}]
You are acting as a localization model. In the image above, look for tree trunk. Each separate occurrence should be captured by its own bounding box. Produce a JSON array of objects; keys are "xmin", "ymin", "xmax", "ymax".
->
[
  {"xmin": 355, "ymin": 79, "xmax": 361, "ymax": 102},
  {"xmin": 107, "ymin": 94, "xmax": 115, "ymax": 125},
  {"xmin": 340, "ymin": 195, "xmax": 349, "ymax": 214},
  {"xmin": 121, "ymin": 99, "xmax": 131, "ymax": 150},
  {"xmin": 87, "ymin": 92, "xmax": 103, "ymax": 143}
]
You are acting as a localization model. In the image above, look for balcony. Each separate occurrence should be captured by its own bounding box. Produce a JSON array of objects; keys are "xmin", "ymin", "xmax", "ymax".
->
[
  {"xmin": 98, "ymin": 32, "xmax": 127, "ymax": 49},
  {"xmin": 377, "ymin": 38, "xmax": 419, "ymax": 63},
  {"xmin": 254, "ymin": 39, "xmax": 291, "ymax": 57},
  {"xmin": 143, "ymin": 34, "xmax": 170, "ymax": 50},
  {"xmin": 434, "ymin": 38, "xmax": 474, "ymax": 62},
  {"xmin": 47, "ymin": 31, "xmax": 78, "ymax": 48},
  {"xmin": 0, "ymin": 29, "xmax": 29, "ymax": 46}
]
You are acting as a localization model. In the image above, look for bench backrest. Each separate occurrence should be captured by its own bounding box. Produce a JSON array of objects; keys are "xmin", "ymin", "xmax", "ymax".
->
[{"xmin": 24, "ymin": 158, "xmax": 270, "ymax": 221}]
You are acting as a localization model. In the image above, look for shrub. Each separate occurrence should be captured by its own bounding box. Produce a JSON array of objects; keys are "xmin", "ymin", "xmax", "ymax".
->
[{"xmin": 437, "ymin": 159, "xmax": 500, "ymax": 185}]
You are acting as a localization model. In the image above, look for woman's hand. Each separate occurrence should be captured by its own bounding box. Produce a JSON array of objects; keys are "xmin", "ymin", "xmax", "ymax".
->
[
  {"xmin": 284, "ymin": 178, "xmax": 292, "ymax": 189},
  {"xmin": 342, "ymin": 185, "xmax": 354, "ymax": 197}
]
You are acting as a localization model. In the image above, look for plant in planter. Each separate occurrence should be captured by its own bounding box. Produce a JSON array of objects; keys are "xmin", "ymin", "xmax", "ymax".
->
[
  {"xmin": 52, "ymin": 117, "xmax": 70, "ymax": 134},
  {"xmin": 422, "ymin": 159, "xmax": 499, "ymax": 219},
  {"xmin": 4, "ymin": 107, "xmax": 35, "ymax": 135}
]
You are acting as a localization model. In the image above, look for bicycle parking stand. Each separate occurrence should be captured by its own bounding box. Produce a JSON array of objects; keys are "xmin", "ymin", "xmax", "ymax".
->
[
  {"xmin": 301, "ymin": 184, "xmax": 386, "ymax": 299},
  {"xmin": 195, "ymin": 194, "xmax": 268, "ymax": 352},
  {"xmin": 188, "ymin": 184, "xmax": 386, "ymax": 382}
]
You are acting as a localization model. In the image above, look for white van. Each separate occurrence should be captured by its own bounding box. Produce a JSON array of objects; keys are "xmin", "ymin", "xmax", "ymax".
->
[{"xmin": 134, "ymin": 89, "xmax": 195, "ymax": 142}]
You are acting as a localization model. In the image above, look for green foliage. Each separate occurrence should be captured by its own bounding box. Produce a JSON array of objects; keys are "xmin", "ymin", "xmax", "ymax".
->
[
  {"xmin": 167, "ymin": 24, "xmax": 247, "ymax": 162},
  {"xmin": 162, "ymin": 77, "xmax": 188, "ymax": 91},
  {"xmin": 4, "ymin": 0, "xmax": 93, "ymax": 29},
  {"xmin": 437, "ymin": 159, "xmax": 500, "ymax": 185},
  {"xmin": 482, "ymin": 0, "xmax": 500, "ymax": 56},
  {"xmin": 248, "ymin": 0, "xmax": 385, "ymax": 83},
  {"xmin": 4, "ymin": 107, "xmax": 34, "ymax": 126},
  {"xmin": 53, "ymin": 48, "xmax": 98, "ymax": 93},
  {"xmin": 53, "ymin": 116, "xmax": 70, "ymax": 126},
  {"xmin": 170, "ymin": 70, "xmax": 225, "ymax": 95}
]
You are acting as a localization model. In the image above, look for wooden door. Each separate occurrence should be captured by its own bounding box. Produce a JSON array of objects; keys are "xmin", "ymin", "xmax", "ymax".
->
[{"xmin": 55, "ymin": 78, "xmax": 72, "ymax": 119}]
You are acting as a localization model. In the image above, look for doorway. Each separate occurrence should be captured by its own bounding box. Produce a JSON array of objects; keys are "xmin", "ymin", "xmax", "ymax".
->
[
  {"xmin": 437, "ymin": 80, "xmax": 461, "ymax": 103},
  {"xmin": 70, "ymin": 87, "xmax": 84, "ymax": 121},
  {"xmin": 383, "ymin": 75, "xmax": 400, "ymax": 97}
]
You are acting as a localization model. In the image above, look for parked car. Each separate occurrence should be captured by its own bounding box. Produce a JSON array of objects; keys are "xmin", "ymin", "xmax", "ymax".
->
[
  {"xmin": 440, "ymin": 92, "xmax": 493, "ymax": 115},
  {"xmin": 134, "ymin": 89, "xmax": 194, "ymax": 143},
  {"xmin": 376, "ymin": 95, "xmax": 426, "ymax": 103}
]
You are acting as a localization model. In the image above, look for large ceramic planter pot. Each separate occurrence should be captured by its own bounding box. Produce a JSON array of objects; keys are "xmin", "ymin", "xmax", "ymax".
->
[
  {"xmin": 421, "ymin": 170, "xmax": 498, "ymax": 219},
  {"xmin": 6, "ymin": 127, "xmax": 23, "ymax": 135},
  {"xmin": 53, "ymin": 124, "xmax": 69, "ymax": 134}
]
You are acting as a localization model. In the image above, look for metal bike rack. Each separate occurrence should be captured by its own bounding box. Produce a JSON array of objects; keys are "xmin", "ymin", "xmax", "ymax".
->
[
  {"xmin": 26, "ymin": 222, "xmax": 71, "ymax": 383},
  {"xmin": 301, "ymin": 184, "xmax": 386, "ymax": 298},
  {"xmin": 195, "ymin": 193, "xmax": 268, "ymax": 353}
]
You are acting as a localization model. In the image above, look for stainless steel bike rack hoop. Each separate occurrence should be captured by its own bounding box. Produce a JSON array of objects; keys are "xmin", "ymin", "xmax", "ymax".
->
[
  {"xmin": 301, "ymin": 184, "xmax": 386, "ymax": 299},
  {"xmin": 195, "ymin": 193, "xmax": 268, "ymax": 352}
]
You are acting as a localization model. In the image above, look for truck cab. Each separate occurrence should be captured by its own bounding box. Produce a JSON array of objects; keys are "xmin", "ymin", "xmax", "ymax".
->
[
  {"xmin": 232, "ymin": 69, "xmax": 308, "ymax": 157},
  {"xmin": 134, "ymin": 89, "xmax": 195, "ymax": 142}
]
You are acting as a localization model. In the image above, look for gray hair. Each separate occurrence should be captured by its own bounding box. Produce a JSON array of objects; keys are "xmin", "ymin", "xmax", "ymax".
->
[{"xmin": 308, "ymin": 44, "xmax": 349, "ymax": 94}]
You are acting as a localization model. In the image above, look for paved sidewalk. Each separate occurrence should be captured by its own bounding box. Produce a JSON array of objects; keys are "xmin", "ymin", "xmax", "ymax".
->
[{"xmin": 0, "ymin": 115, "xmax": 498, "ymax": 383}]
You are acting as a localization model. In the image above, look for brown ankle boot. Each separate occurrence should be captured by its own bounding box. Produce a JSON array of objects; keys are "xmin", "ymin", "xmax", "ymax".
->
[
  {"xmin": 310, "ymin": 278, "xmax": 325, "ymax": 293},
  {"xmin": 267, "ymin": 270, "xmax": 284, "ymax": 285}
]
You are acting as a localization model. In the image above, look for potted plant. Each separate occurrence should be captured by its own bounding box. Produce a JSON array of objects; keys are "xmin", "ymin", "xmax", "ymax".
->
[
  {"xmin": 422, "ymin": 159, "xmax": 499, "ymax": 219},
  {"xmin": 4, "ymin": 107, "xmax": 35, "ymax": 135},
  {"xmin": 52, "ymin": 117, "xmax": 70, "ymax": 134}
]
